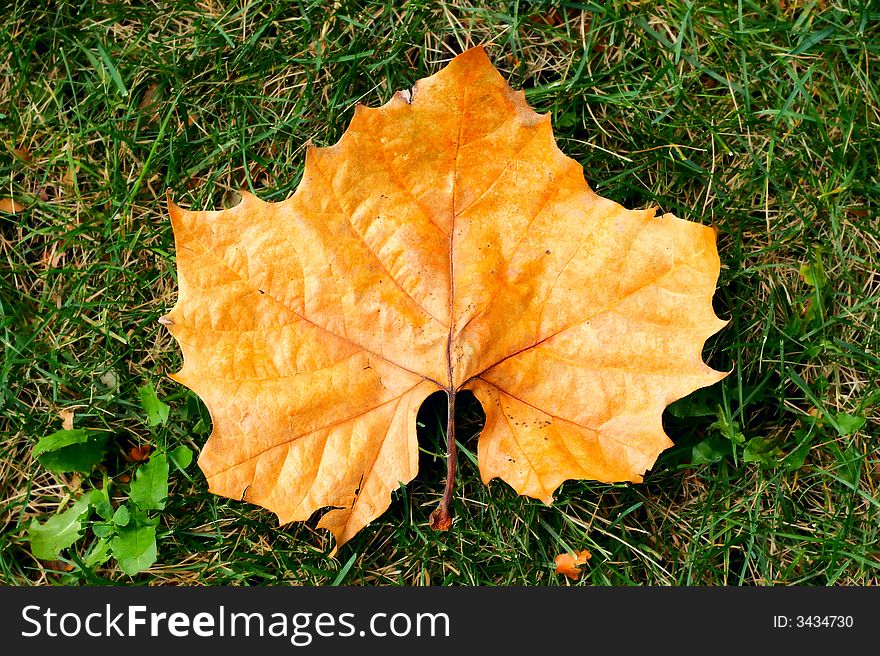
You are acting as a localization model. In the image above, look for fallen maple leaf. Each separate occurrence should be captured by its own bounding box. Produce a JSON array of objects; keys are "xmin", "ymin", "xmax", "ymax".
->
[
  {"xmin": 162, "ymin": 47, "xmax": 727, "ymax": 552},
  {"xmin": 555, "ymin": 549, "xmax": 592, "ymax": 580}
]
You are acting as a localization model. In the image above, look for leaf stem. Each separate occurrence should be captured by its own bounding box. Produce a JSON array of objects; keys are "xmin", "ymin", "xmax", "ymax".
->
[{"xmin": 430, "ymin": 390, "xmax": 456, "ymax": 531}]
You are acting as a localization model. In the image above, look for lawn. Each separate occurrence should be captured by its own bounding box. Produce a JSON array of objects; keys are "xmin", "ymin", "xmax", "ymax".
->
[{"xmin": 1, "ymin": 0, "xmax": 878, "ymax": 585}]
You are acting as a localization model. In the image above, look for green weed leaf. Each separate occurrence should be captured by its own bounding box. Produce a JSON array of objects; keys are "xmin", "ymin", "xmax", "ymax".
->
[
  {"xmin": 833, "ymin": 412, "xmax": 866, "ymax": 436},
  {"xmin": 84, "ymin": 537, "xmax": 113, "ymax": 569},
  {"xmin": 27, "ymin": 490, "xmax": 101, "ymax": 560},
  {"xmin": 691, "ymin": 435, "xmax": 732, "ymax": 465},
  {"xmin": 95, "ymin": 496, "xmax": 114, "ymax": 520},
  {"xmin": 784, "ymin": 427, "xmax": 815, "ymax": 471},
  {"xmin": 667, "ymin": 391, "xmax": 717, "ymax": 419},
  {"xmin": 139, "ymin": 382, "xmax": 170, "ymax": 427},
  {"xmin": 92, "ymin": 523, "xmax": 114, "ymax": 538},
  {"xmin": 798, "ymin": 252, "xmax": 826, "ymax": 289},
  {"xmin": 110, "ymin": 523, "xmax": 157, "ymax": 575},
  {"xmin": 170, "ymin": 445, "xmax": 193, "ymax": 470},
  {"xmin": 129, "ymin": 453, "xmax": 169, "ymax": 510},
  {"xmin": 744, "ymin": 436, "xmax": 781, "ymax": 467},
  {"xmin": 33, "ymin": 429, "xmax": 109, "ymax": 473},
  {"xmin": 112, "ymin": 504, "xmax": 131, "ymax": 527},
  {"xmin": 709, "ymin": 408, "xmax": 746, "ymax": 444}
]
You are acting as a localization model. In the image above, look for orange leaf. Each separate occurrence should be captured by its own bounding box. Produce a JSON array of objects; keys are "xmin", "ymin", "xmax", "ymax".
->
[
  {"xmin": 59, "ymin": 409, "xmax": 75, "ymax": 431},
  {"xmin": 0, "ymin": 197, "xmax": 26, "ymax": 213},
  {"xmin": 162, "ymin": 48, "xmax": 728, "ymax": 552},
  {"xmin": 11, "ymin": 145, "xmax": 31, "ymax": 161},
  {"xmin": 44, "ymin": 560, "xmax": 75, "ymax": 573},
  {"xmin": 128, "ymin": 444, "xmax": 152, "ymax": 463},
  {"xmin": 555, "ymin": 549, "xmax": 592, "ymax": 580}
]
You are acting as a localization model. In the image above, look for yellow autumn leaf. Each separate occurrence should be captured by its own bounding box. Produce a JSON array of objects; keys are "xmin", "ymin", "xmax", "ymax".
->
[{"xmin": 162, "ymin": 47, "xmax": 728, "ymax": 552}]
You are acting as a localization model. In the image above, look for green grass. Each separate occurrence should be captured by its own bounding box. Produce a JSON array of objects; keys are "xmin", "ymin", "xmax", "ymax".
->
[{"xmin": 1, "ymin": 0, "xmax": 878, "ymax": 585}]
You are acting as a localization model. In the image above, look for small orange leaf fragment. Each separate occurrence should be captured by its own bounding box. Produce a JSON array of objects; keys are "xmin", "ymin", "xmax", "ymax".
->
[
  {"xmin": 45, "ymin": 560, "xmax": 75, "ymax": 573},
  {"xmin": 555, "ymin": 549, "xmax": 592, "ymax": 580},
  {"xmin": 128, "ymin": 444, "xmax": 152, "ymax": 463},
  {"xmin": 0, "ymin": 197, "xmax": 26, "ymax": 213},
  {"xmin": 162, "ymin": 47, "xmax": 728, "ymax": 552},
  {"xmin": 59, "ymin": 409, "xmax": 75, "ymax": 430},
  {"xmin": 11, "ymin": 145, "xmax": 31, "ymax": 161}
]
